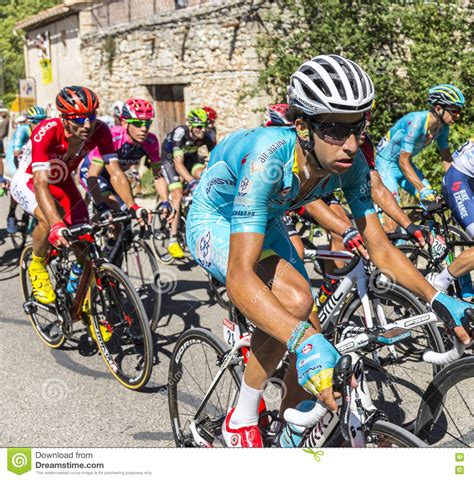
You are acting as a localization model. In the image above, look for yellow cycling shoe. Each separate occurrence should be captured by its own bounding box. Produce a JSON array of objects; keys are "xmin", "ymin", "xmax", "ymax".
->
[
  {"xmin": 168, "ymin": 242, "xmax": 185, "ymax": 259},
  {"xmin": 82, "ymin": 297, "xmax": 113, "ymax": 343},
  {"xmin": 28, "ymin": 255, "xmax": 56, "ymax": 305}
]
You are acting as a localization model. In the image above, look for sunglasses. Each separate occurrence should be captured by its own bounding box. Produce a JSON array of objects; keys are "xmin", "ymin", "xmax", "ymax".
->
[
  {"xmin": 310, "ymin": 118, "xmax": 366, "ymax": 146},
  {"xmin": 191, "ymin": 125, "xmax": 207, "ymax": 130},
  {"xmin": 67, "ymin": 114, "xmax": 97, "ymax": 125},
  {"xmin": 126, "ymin": 119, "xmax": 153, "ymax": 128}
]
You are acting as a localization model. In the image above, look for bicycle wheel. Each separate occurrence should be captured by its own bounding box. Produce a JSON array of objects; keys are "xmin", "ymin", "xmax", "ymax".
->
[
  {"xmin": 90, "ymin": 262, "xmax": 153, "ymax": 390},
  {"xmin": 398, "ymin": 244, "xmax": 441, "ymax": 276},
  {"xmin": 324, "ymin": 420, "xmax": 426, "ymax": 447},
  {"xmin": 415, "ymin": 355, "xmax": 474, "ymax": 447},
  {"xmin": 168, "ymin": 328, "xmax": 243, "ymax": 447},
  {"xmin": 151, "ymin": 213, "xmax": 174, "ymax": 265},
  {"xmin": 19, "ymin": 245, "xmax": 65, "ymax": 348},
  {"xmin": 207, "ymin": 273, "xmax": 229, "ymax": 310},
  {"xmin": 120, "ymin": 238, "xmax": 161, "ymax": 332},
  {"xmin": 335, "ymin": 283, "xmax": 444, "ymax": 429}
]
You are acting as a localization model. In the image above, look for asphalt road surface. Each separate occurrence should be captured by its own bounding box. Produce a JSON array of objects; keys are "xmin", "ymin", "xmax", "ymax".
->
[{"xmin": 0, "ymin": 194, "xmax": 472, "ymax": 448}]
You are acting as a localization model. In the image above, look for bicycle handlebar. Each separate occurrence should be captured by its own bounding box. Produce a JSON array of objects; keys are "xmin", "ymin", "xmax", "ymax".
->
[
  {"xmin": 422, "ymin": 338, "xmax": 468, "ymax": 365},
  {"xmin": 331, "ymin": 254, "xmax": 359, "ymax": 276}
]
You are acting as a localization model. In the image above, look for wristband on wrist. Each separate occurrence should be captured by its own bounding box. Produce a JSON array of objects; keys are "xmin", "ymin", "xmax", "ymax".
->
[{"xmin": 287, "ymin": 321, "xmax": 312, "ymax": 353}]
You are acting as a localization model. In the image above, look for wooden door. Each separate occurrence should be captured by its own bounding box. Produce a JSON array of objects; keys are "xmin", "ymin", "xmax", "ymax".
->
[{"xmin": 149, "ymin": 84, "xmax": 186, "ymax": 144}]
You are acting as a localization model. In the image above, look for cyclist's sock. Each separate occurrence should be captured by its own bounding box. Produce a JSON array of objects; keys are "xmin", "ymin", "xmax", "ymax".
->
[
  {"xmin": 433, "ymin": 267, "xmax": 456, "ymax": 291},
  {"xmin": 169, "ymin": 235, "xmax": 178, "ymax": 244},
  {"xmin": 30, "ymin": 253, "xmax": 46, "ymax": 268},
  {"xmin": 229, "ymin": 378, "xmax": 263, "ymax": 428}
]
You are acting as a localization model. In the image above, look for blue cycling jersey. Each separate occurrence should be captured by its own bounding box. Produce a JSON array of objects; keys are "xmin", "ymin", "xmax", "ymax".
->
[
  {"xmin": 377, "ymin": 111, "xmax": 449, "ymax": 164},
  {"xmin": 12, "ymin": 124, "xmax": 31, "ymax": 152},
  {"xmin": 190, "ymin": 126, "xmax": 374, "ymax": 235}
]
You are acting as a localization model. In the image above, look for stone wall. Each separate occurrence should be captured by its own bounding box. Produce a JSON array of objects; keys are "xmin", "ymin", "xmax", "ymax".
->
[{"xmin": 81, "ymin": 0, "xmax": 272, "ymax": 139}]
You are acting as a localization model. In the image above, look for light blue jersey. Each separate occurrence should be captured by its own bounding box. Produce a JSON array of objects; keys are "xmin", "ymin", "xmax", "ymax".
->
[
  {"xmin": 12, "ymin": 124, "xmax": 31, "ymax": 152},
  {"xmin": 376, "ymin": 111, "xmax": 449, "ymax": 164},
  {"xmin": 187, "ymin": 126, "xmax": 374, "ymax": 284},
  {"xmin": 376, "ymin": 111, "xmax": 449, "ymax": 202}
]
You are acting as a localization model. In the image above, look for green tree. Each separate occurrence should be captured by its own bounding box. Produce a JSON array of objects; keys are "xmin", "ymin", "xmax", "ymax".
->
[
  {"xmin": 258, "ymin": 0, "xmax": 474, "ymax": 189},
  {"xmin": 0, "ymin": 0, "xmax": 60, "ymax": 105}
]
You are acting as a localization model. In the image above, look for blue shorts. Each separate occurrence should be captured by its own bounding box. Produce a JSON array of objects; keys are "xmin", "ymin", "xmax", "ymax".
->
[
  {"xmin": 186, "ymin": 215, "xmax": 309, "ymax": 286},
  {"xmin": 376, "ymin": 159, "xmax": 431, "ymax": 203},
  {"xmin": 442, "ymin": 166, "xmax": 474, "ymax": 237}
]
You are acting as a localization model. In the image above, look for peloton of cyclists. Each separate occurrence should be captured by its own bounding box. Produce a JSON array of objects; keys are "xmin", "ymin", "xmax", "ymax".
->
[{"xmin": 186, "ymin": 54, "xmax": 473, "ymax": 447}]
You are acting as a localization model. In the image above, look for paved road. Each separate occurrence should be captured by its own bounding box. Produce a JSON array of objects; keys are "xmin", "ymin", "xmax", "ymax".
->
[
  {"xmin": 0, "ymin": 194, "xmax": 472, "ymax": 448},
  {"xmin": 0, "ymin": 194, "xmax": 229, "ymax": 447}
]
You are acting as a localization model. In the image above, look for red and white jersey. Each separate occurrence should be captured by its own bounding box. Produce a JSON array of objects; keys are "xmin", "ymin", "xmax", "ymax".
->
[{"xmin": 20, "ymin": 118, "xmax": 117, "ymax": 181}]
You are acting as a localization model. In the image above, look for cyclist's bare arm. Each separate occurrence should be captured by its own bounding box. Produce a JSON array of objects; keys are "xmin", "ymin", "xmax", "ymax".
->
[
  {"xmin": 443, "ymin": 247, "xmax": 474, "ymax": 278},
  {"xmin": 227, "ymin": 232, "xmax": 319, "ymax": 344},
  {"xmin": 357, "ymin": 213, "xmax": 471, "ymax": 343},
  {"xmin": 305, "ymin": 199, "xmax": 351, "ymax": 236},
  {"xmin": 370, "ymin": 170, "xmax": 412, "ymax": 229},
  {"xmin": 399, "ymin": 151, "xmax": 425, "ymax": 191},
  {"xmin": 104, "ymin": 160, "xmax": 135, "ymax": 207},
  {"xmin": 440, "ymin": 147, "xmax": 453, "ymax": 172},
  {"xmin": 34, "ymin": 170, "xmax": 63, "ymax": 226},
  {"xmin": 305, "ymin": 198, "xmax": 368, "ymax": 258},
  {"xmin": 173, "ymin": 153, "xmax": 193, "ymax": 183},
  {"xmin": 153, "ymin": 169, "xmax": 169, "ymax": 203},
  {"xmin": 86, "ymin": 161, "xmax": 108, "ymax": 206}
]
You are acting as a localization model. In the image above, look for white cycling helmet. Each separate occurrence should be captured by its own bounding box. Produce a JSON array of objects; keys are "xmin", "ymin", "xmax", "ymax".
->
[
  {"xmin": 112, "ymin": 100, "xmax": 124, "ymax": 118},
  {"xmin": 288, "ymin": 54, "xmax": 375, "ymax": 116}
]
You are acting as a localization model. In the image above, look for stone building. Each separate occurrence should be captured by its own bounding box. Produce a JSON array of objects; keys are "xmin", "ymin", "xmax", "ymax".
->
[{"xmin": 17, "ymin": 0, "xmax": 272, "ymax": 141}]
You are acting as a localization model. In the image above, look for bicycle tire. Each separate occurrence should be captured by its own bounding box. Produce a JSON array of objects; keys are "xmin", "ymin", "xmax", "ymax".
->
[
  {"xmin": 324, "ymin": 419, "xmax": 426, "ymax": 447},
  {"xmin": 19, "ymin": 244, "xmax": 66, "ymax": 348},
  {"xmin": 168, "ymin": 328, "xmax": 243, "ymax": 447},
  {"xmin": 121, "ymin": 238, "xmax": 162, "ymax": 332},
  {"xmin": 207, "ymin": 273, "xmax": 229, "ymax": 310},
  {"xmin": 90, "ymin": 262, "xmax": 153, "ymax": 390},
  {"xmin": 334, "ymin": 282, "xmax": 444, "ymax": 429},
  {"xmin": 151, "ymin": 213, "xmax": 175, "ymax": 265},
  {"xmin": 398, "ymin": 244, "xmax": 441, "ymax": 276},
  {"xmin": 415, "ymin": 355, "xmax": 474, "ymax": 447}
]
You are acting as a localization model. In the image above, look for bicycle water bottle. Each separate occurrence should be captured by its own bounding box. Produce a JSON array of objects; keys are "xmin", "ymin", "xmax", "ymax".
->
[
  {"xmin": 279, "ymin": 400, "xmax": 315, "ymax": 447},
  {"xmin": 66, "ymin": 263, "xmax": 83, "ymax": 294}
]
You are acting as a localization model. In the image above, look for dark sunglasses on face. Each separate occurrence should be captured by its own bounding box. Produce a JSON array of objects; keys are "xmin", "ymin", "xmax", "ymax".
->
[
  {"xmin": 67, "ymin": 114, "xmax": 97, "ymax": 125},
  {"xmin": 192, "ymin": 125, "xmax": 207, "ymax": 130},
  {"xmin": 310, "ymin": 118, "xmax": 366, "ymax": 146},
  {"xmin": 126, "ymin": 119, "xmax": 153, "ymax": 129}
]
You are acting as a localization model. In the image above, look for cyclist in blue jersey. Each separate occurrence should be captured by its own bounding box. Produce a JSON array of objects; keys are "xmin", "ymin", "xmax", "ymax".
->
[
  {"xmin": 6, "ymin": 107, "xmax": 47, "ymax": 233},
  {"xmin": 376, "ymin": 84, "xmax": 465, "ymax": 232},
  {"xmin": 187, "ymin": 55, "xmax": 472, "ymax": 448}
]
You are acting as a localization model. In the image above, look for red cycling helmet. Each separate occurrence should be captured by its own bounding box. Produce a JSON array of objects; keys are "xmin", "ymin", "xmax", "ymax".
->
[
  {"xmin": 122, "ymin": 98, "xmax": 154, "ymax": 120},
  {"xmin": 202, "ymin": 106, "xmax": 217, "ymax": 124},
  {"xmin": 56, "ymin": 86, "xmax": 99, "ymax": 116},
  {"xmin": 264, "ymin": 103, "xmax": 291, "ymax": 127}
]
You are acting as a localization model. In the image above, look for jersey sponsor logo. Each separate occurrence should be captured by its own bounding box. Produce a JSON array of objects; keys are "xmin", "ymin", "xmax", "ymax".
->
[
  {"xmin": 302, "ymin": 343, "xmax": 312, "ymax": 354},
  {"xmin": 250, "ymin": 161, "xmax": 265, "ymax": 174},
  {"xmin": 257, "ymin": 139, "xmax": 287, "ymax": 164},
  {"xmin": 238, "ymin": 176, "xmax": 251, "ymax": 196},
  {"xmin": 231, "ymin": 210, "xmax": 256, "ymax": 217},
  {"xmin": 197, "ymin": 231, "xmax": 212, "ymax": 268},
  {"xmin": 33, "ymin": 120, "xmax": 57, "ymax": 142},
  {"xmin": 205, "ymin": 177, "xmax": 236, "ymax": 195},
  {"xmin": 452, "ymin": 181, "xmax": 462, "ymax": 192},
  {"xmin": 453, "ymin": 189, "xmax": 469, "ymax": 218},
  {"xmin": 172, "ymin": 127, "xmax": 186, "ymax": 142}
]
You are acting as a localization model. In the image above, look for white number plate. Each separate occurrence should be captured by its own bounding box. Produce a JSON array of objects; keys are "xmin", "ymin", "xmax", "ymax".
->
[{"xmin": 223, "ymin": 317, "xmax": 240, "ymax": 346}]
